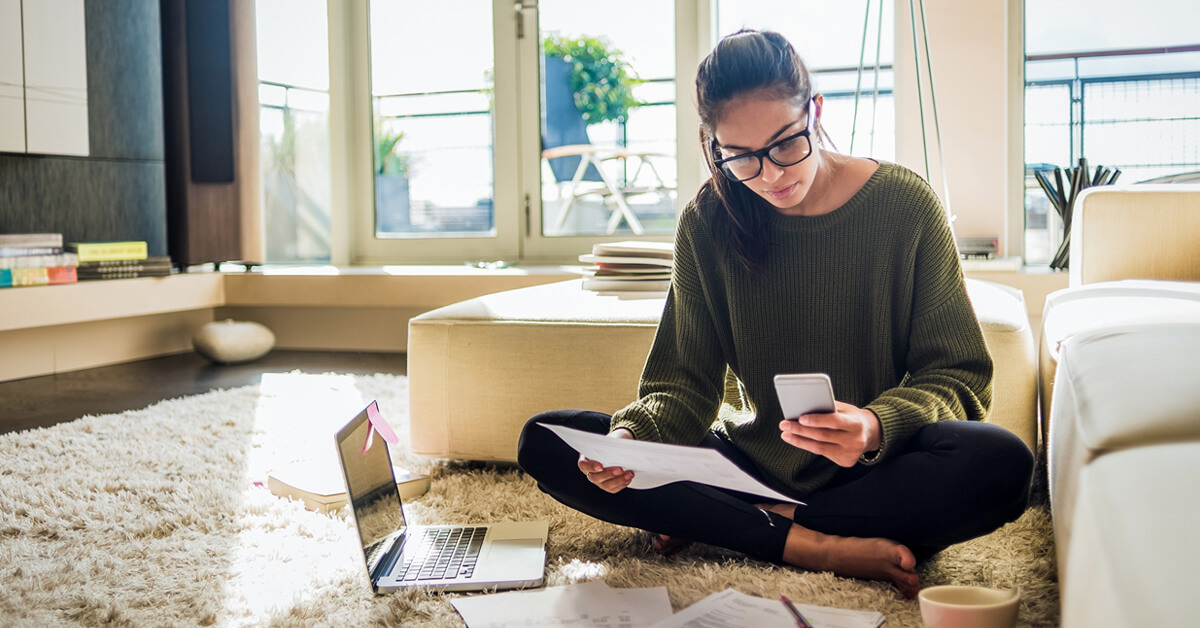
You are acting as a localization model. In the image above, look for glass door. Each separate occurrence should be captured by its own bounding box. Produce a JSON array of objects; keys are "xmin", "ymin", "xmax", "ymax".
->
[
  {"xmin": 355, "ymin": 0, "xmax": 519, "ymax": 264},
  {"xmin": 520, "ymin": 0, "xmax": 681, "ymax": 261}
]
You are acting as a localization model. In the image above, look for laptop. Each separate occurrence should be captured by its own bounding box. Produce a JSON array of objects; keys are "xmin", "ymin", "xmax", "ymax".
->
[{"xmin": 335, "ymin": 400, "xmax": 548, "ymax": 593}]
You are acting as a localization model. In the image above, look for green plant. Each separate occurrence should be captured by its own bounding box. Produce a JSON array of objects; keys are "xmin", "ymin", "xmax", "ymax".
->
[
  {"xmin": 375, "ymin": 123, "xmax": 411, "ymax": 176},
  {"xmin": 543, "ymin": 34, "xmax": 640, "ymax": 125}
]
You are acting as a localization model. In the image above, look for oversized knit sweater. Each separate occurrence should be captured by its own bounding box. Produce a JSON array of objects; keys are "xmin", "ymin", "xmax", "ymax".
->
[{"xmin": 609, "ymin": 161, "xmax": 994, "ymax": 497}]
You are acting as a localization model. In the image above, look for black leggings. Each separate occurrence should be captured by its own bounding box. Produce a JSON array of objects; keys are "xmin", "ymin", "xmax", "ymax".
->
[{"xmin": 516, "ymin": 410, "xmax": 1034, "ymax": 563}]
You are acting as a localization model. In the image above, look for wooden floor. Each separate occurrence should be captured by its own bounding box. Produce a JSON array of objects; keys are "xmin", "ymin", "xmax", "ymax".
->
[{"xmin": 0, "ymin": 350, "xmax": 407, "ymax": 435}]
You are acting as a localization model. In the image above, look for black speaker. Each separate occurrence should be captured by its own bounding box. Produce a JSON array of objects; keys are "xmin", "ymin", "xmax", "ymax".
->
[{"xmin": 183, "ymin": 0, "xmax": 234, "ymax": 183}]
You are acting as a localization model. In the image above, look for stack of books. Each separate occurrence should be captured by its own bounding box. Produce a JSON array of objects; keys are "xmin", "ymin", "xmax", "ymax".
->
[
  {"xmin": 578, "ymin": 240, "xmax": 673, "ymax": 293},
  {"xmin": 67, "ymin": 241, "xmax": 173, "ymax": 280},
  {"xmin": 0, "ymin": 233, "xmax": 78, "ymax": 288}
]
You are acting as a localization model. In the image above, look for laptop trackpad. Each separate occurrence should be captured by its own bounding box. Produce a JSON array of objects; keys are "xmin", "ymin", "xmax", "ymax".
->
[{"xmin": 487, "ymin": 537, "xmax": 544, "ymax": 559}]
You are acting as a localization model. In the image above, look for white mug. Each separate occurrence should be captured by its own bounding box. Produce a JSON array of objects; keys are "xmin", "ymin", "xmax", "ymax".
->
[{"xmin": 918, "ymin": 585, "xmax": 1019, "ymax": 628}]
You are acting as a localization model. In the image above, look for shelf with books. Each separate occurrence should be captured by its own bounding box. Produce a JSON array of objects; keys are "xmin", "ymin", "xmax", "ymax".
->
[
  {"xmin": 66, "ymin": 241, "xmax": 149, "ymax": 263},
  {"xmin": 0, "ymin": 233, "xmax": 78, "ymax": 288},
  {"xmin": 76, "ymin": 256, "xmax": 174, "ymax": 281}
]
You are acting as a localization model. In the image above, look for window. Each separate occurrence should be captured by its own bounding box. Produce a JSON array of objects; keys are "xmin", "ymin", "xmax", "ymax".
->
[
  {"xmin": 355, "ymin": 0, "xmax": 686, "ymax": 264},
  {"xmin": 1024, "ymin": 0, "xmax": 1200, "ymax": 264},
  {"xmin": 254, "ymin": 1, "xmax": 902, "ymax": 265},
  {"xmin": 256, "ymin": 0, "xmax": 332, "ymax": 263},
  {"xmin": 716, "ymin": 0, "xmax": 896, "ymax": 161},
  {"xmin": 369, "ymin": 1, "xmax": 496, "ymax": 240}
]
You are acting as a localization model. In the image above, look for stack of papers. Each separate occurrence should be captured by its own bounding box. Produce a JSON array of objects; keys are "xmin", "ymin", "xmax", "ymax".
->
[
  {"xmin": 450, "ymin": 579, "xmax": 673, "ymax": 627},
  {"xmin": 652, "ymin": 589, "xmax": 886, "ymax": 628},
  {"xmin": 579, "ymin": 240, "xmax": 673, "ymax": 293},
  {"xmin": 450, "ymin": 582, "xmax": 886, "ymax": 628}
]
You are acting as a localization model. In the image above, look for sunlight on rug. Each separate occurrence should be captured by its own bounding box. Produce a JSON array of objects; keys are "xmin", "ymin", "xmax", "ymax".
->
[{"xmin": 0, "ymin": 372, "xmax": 1060, "ymax": 627}]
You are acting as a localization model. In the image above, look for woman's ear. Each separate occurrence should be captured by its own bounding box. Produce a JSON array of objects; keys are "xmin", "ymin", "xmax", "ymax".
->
[{"xmin": 812, "ymin": 94, "xmax": 824, "ymax": 122}]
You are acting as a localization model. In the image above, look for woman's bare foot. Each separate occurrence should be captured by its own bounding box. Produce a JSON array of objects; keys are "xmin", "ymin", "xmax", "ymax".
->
[
  {"xmin": 651, "ymin": 533, "xmax": 692, "ymax": 556},
  {"xmin": 781, "ymin": 524, "xmax": 920, "ymax": 598}
]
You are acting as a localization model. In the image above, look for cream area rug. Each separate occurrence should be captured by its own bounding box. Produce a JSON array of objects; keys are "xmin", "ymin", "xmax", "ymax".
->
[{"xmin": 0, "ymin": 372, "xmax": 1060, "ymax": 627}]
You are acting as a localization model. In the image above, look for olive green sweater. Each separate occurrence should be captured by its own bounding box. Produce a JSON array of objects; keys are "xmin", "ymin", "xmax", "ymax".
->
[{"xmin": 610, "ymin": 162, "xmax": 993, "ymax": 497}]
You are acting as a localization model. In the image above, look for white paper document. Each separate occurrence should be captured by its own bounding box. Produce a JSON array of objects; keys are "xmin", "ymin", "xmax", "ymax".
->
[
  {"xmin": 540, "ymin": 424, "xmax": 803, "ymax": 504},
  {"xmin": 647, "ymin": 589, "xmax": 885, "ymax": 628},
  {"xmin": 449, "ymin": 579, "xmax": 673, "ymax": 628}
]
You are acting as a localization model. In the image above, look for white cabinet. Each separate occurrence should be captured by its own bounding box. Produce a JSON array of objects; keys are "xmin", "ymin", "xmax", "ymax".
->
[
  {"xmin": 1, "ymin": 0, "xmax": 89, "ymax": 156},
  {"xmin": 0, "ymin": 0, "xmax": 24, "ymax": 153}
]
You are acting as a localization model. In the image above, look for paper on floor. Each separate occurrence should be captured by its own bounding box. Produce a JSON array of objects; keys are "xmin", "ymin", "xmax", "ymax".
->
[
  {"xmin": 450, "ymin": 579, "xmax": 673, "ymax": 628},
  {"xmin": 647, "ymin": 589, "xmax": 885, "ymax": 628}
]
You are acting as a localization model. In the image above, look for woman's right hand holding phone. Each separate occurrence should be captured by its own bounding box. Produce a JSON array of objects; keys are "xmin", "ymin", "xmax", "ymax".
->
[{"xmin": 578, "ymin": 427, "xmax": 635, "ymax": 493}]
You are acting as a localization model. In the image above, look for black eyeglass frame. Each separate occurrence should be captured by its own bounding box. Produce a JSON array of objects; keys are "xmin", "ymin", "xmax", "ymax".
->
[{"xmin": 712, "ymin": 101, "xmax": 816, "ymax": 182}]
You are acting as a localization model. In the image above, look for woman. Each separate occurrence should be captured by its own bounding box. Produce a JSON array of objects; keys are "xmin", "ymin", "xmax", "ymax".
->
[{"xmin": 517, "ymin": 29, "xmax": 1033, "ymax": 598}]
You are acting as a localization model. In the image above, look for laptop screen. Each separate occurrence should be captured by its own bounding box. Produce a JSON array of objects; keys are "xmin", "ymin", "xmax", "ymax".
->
[{"xmin": 336, "ymin": 402, "xmax": 407, "ymax": 566}]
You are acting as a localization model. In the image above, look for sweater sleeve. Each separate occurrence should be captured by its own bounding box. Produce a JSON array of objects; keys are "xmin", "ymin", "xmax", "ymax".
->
[
  {"xmin": 862, "ymin": 187, "xmax": 994, "ymax": 464},
  {"xmin": 609, "ymin": 214, "xmax": 728, "ymax": 444}
]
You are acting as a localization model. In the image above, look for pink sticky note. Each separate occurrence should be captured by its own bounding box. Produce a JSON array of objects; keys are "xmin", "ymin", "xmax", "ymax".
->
[
  {"xmin": 366, "ymin": 401, "xmax": 399, "ymax": 444},
  {"xmin": 360, "ymin": 400, "xmax": 400, "ymax": 455}
]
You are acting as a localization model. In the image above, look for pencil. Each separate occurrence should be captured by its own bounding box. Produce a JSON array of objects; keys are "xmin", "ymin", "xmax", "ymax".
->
[{"xmin": 780, "ymin": 595, "xmax": 813, "ymax": 628}]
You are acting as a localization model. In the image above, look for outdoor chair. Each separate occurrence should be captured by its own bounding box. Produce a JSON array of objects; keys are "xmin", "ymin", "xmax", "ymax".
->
[{"xmin": 541, "ymin": 55, "xmax": 674, "ymax": 235}]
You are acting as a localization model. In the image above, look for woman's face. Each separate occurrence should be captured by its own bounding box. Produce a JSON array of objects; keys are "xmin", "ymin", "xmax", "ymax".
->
[{"xmin": 713, "ymin": 92, "xmax": 821, "ymax": 214}]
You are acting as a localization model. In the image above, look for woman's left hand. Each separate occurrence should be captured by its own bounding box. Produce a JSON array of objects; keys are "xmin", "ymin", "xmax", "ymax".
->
[{"xmin": 779, "ymin": 401, "xmax": 881, "ymax": 467}]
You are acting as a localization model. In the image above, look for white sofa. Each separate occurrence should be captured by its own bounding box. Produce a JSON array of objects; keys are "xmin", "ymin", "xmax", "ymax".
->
[
  {"xmin": 407, "ymin": 276, "xmax": 1038, "ymax": 462},
  {"xmin": 1040, "ymin": 185, "xmax": 1200, "ymax": 627}
]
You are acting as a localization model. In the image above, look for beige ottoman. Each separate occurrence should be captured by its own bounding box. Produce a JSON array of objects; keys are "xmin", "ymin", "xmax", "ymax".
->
[
  {"xmin": 408, "ymin": 277, "xmax": 1038, "ymax": 461},
  {"xmin": 407, "ymin": 280, "xmax": 664, "ymax": 461}
]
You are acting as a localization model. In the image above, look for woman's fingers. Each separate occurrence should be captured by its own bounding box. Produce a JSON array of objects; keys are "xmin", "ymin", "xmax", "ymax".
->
[
  {"xmin": 779, "ymin": 421, "xmax": 861, "ymax": 467},
  {"xmin": 578, "ymin": 455, "xmax": 633, "ymax": 492}
]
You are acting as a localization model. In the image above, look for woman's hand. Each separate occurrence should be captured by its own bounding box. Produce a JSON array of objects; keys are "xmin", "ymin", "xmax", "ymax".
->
[
  {"xmin": 578, "ymin": 428, "xmax": 635, "ymax": 493},
  {"xmin": 779, "ymin": 401, "xmax": 881, "ymax": 467}
]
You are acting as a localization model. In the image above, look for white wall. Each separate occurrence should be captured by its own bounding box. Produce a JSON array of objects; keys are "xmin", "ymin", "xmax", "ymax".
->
[{"xmin": 894, "ymin": 0, "xmax": 1023, "ymax": 256}]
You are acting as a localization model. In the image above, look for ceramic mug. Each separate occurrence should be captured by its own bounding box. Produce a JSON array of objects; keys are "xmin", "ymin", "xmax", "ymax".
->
[{"xmin": 918, "ymin": 585, "xmax": 1019, "ymax": 628}]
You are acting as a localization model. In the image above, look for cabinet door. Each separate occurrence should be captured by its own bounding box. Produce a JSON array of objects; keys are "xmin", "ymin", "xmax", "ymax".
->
[
  {"xmin": 0, "ymin": 0, "xmax": 24, "ymax": 153},
  {"xmin": 23, "ymin": 0, "xmax": 90, "ymax": 156}
]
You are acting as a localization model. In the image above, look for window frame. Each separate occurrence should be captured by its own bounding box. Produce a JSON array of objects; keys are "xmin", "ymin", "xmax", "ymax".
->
[{"xmin": 324, "ymin": 0, "xmax": 709, "ymax": 266}]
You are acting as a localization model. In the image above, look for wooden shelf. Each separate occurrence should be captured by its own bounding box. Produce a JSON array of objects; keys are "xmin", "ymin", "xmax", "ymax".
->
[{"xmin": 0, "ymin": 273, "xmax": 225, "ymax": 332}]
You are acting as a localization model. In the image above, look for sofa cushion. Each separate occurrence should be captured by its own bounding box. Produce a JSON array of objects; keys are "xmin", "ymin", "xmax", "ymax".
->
[
  {"xmin": 1048, "ymin": 320, "xmax": 1200, "ymax": 566},
  {"xmin": 1062, "ymin": 442, "xmax": 1200, "ymax": 628},
  {"xmin": 965, "ymin": 279, "xmax": 1038, "ymax": 451},
  {"xmin": 1038, "ymin": 279, "xmax": 1200, "ymax": 442}
]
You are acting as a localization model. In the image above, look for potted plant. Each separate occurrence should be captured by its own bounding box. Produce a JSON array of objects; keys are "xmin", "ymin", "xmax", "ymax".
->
[
  {"xmin": 375, "ymin": 123, "xmax": 413, "ymax": 232},
  {"xmin": 542, "ymin": 35, "xmax": 640, "ymax": 126}
]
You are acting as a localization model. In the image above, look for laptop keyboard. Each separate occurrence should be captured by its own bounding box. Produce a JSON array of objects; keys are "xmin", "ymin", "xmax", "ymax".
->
[{"xmin": 398, "ymin": 526, "xmax": 487, "ymax": 582}]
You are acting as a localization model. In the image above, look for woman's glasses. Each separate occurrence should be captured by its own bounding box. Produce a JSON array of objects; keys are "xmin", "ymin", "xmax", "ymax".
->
[{"xmin": 713, "ymin": 105, "xmax": 815, "ymax": 182}]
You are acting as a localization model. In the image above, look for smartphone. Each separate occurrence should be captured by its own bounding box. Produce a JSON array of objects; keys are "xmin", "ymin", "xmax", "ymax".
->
[{"xmin": 773, "ymin": 373, "xmax": 836, "ymax": 420}]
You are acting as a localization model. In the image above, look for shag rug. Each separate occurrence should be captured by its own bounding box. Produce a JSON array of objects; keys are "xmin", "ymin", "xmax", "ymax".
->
[{"xmin": 0, "ymin": 372, "xmax": 1060, "ymax": 627}]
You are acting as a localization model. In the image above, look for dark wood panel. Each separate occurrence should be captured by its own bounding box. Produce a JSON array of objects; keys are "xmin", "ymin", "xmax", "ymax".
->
[
  {"xmin": 85, "ymin": 0, "xmax": 165, "ymax": 161},
  {"xmin": 0, "ymin": 156, "xmax": 167, "ymax": 256},
  {"xmin": 160, "ymin": 0, "xmax": 243, "ymax": 265}
]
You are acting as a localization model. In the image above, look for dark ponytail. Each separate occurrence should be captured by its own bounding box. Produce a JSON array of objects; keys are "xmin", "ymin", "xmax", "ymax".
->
[{"xmin": 694, "ymin": 30, "xmax": 830, "ymax": 274}]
